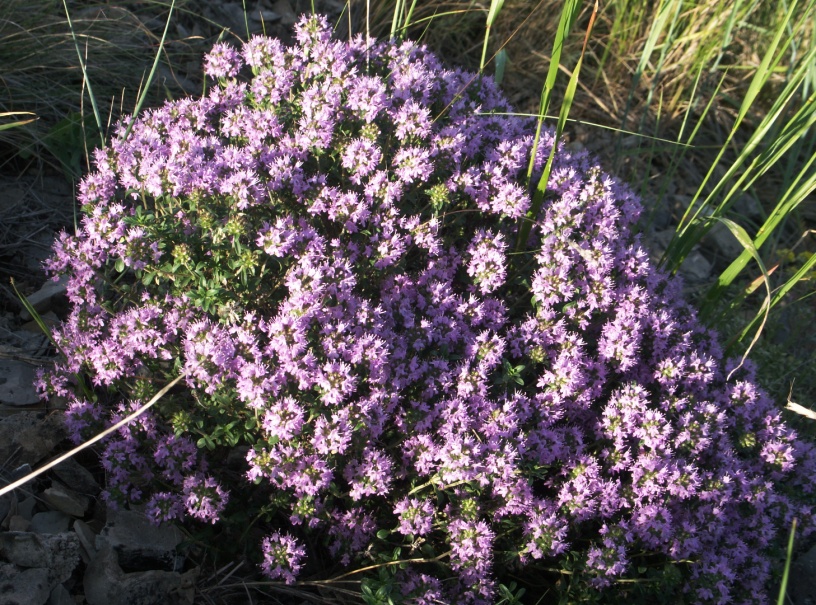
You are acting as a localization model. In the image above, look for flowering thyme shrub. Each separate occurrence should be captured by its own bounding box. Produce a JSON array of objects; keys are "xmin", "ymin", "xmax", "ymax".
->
[{"xmin": 41, "ymin": 14, "xmax": 816, "ymax": 604}]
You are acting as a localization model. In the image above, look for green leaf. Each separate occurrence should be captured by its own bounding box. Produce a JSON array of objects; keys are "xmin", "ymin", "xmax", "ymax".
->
[{"xmin": 376, "ymin": 529, "xmax": 391, "ymax": 540}]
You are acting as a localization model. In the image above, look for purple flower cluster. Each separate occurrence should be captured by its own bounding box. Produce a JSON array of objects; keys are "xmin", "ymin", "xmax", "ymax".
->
[
  {"xmin": 261, "ymin": 531, "xmax": 306, "ymax": 584},
  {"xmin": 41, "ymin": 13, "xmax": 816, "ymax": 604}
]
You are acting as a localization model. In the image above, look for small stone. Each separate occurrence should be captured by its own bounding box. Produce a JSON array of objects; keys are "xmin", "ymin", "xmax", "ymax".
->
[
  {"xmin": 732, "ymin": 193, "xmax": 763, "ymax": 221},
  {"xmin": 42, "ymin": 486, "xmax": 90, "ymax": 518},
  {"xmin": 18, "ymin": 496, "xmax": 37, "ymax": 520},
  {"xmin": 19, "ymin": 276, "xmax": 68, "ymax": 321},
  {"xmin": 10, "ymin": 462, "xmax": 33, "ymax": 480},
  {"xmin": 48, "ymin": 583, "xmax": 73, "ymax": 605},
  {"xmin": 679, "ymin": 250, "xmax": 713, "ymax": 283},
  {"xmin": 272, "ymin": 0, "xmax": 297, "ymax": 26},
  {"xmin": 790, "ymin": 543, "xmax": 816, "ymax": 605},
  {"xmin": 31, "ymin": 511, "xmax": 72, "ymax": 534},
  {"xmin": 0, "ymin": 359, "xmax": 41, "ymax": 406},
  {"xmin": 52, "ymin": 457, "xmax": 100, "ymax": 496},
  {"xmin": 0, "ymin": 493, "xmax": 12, "ymax": 522},
  {"xmin": 706, "ymin": 220, "xmax": 745, "ymax": 260},
  {"xmin": 73, "ymin": 519, "xmax": 98, "ymax": 558},
  {"xmin": 84, "ymin": 544, "xmax": 196, "ymax": 605},
  {"xmin": 0, "ymin": 564, "xmax": 51, "ymax": 605},
  {"xmin": 9, "ymin": 514, "xmax": 31, "ymax": 532},
  {"xmin": 0, "ymin": 412, "xmax": 67, "ymax": 467},
  {"xmin": 97, "ymin": 508, "xmax": 184, "ymax": 572},
  {"xmin": 21, "ymin": 311, "xmax": 60, "ymax": 333},
  {"xmin": 0, "ymin": 532, "xmax": 80, "ymax": 584},
  {"xmin": 250, "ymin": 9, "xmax": 281, "ymax": 22},
  {"xmin": 217, "ymin": 1, "xmax": 249, "ymax": 32}
]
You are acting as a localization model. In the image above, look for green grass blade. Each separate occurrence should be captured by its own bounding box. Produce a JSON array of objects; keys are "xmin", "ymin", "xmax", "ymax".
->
[
  {"xmin": 517, "ymin": 0, "xmax": 587, "ymax": 251},
  {"xmin": 664, "ymin": 40, "xmax": 816, "ymax": 273},
  {"xmin": 390, "ymin": 9, "xmax": 471, "ymax": 37},
  {"xmin": 480, "ymin": 0, "xmax": 506, "ymax": 72},
  {"xmin": 494, "ymin": 48, "xmax": 508, "ymax": 85},
  {"xmin": 10, "ymin": 277, "xmax": 93, "ymax": 400},
  {"xmin": 710, "ymin": 0, "xmax": 745, "ymax": 73},
  {"xmin": 737, "ymin": 247, "xmax": 816, "ymax": 347},
  {"xmin": 524, "ymin": 0, "xmax": 581, "ymax": 182},
  {"xmin": 702, "ymin": 145, "xmax": 816, "ymax": 316},
  {"xmin": 617, "ymin": 0, "xmax": 681, "ymax": 137},
  {"xmin": 404, "ymin": 0, "xmax": 419, "ymax": 32},
  {"xmin": 391, "ymin": 0, "xmax": 405, "ymax": 38},
  {"xmin": 736, "ymin": 0, "xmax": 798, "ymax": 128},
  {"xmin": 122, "ymin": 0, "xmax": 176, "ymax": 141},
  {"xmin": 777, "ymin": 518, "xmax": 797, "ymax": 605},
  {"xmin": 10, "ymin": 278, "xmax": 61, "ymax": 354},
  {"xmin": 669, "ymin": 0, "xmax": 802, "ymax": 241},
  {"xmin": 713, "ymin": 218, "xmax": 772, "ymax": 372},
  {"xmin": 61, "ymin": 0, "xmax": 104, "ymax": 146},
  {"xmin": 0, "ymin": 111, "xmax": 37, "ymax": 131}
]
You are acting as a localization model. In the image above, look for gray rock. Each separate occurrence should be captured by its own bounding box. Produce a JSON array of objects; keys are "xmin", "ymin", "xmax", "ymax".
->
[
  {"xmin": 19, "ymin": 312, "xmax": 59, "ymax": 334},
  {"xmin": 73, "ymin": 519, "xmax": 98, "ymax": 558},
  {"xmin": 732, "ymin": 193, "xmax": 763, "ymax": 221},
  {"xmin": 97, "ymin": 508, "xmax": 184, "ymax": 572},
  {"xmin": 273, "ymin": 0, "xmax": 297, "ymax": 26},
  {"xmin": 250, "ymin": 8, "xmax": 281, "ymax": 22},
  {"xmin": 790, "ymin": 543, "xmax": 816, "ymax": 605},
  {"xmin": 0, "ymin": 494, "xmax": 11, "ymax": 524},
  {"xmin": 0, "ymin": 532, "xmax": 80, "ymax": 584},
  {"xmin": 84, "ymin": 544, "xmax": 196, "ymax": 605},
  {"xmin": 705, "ymin": 220, "xmax": 745, "ymax": 260},
  {"xmin": 17, "ymin": 496, "xmax": 37, "ymax": 521},
  {"xmin": 0, "ymin": 564, "xmax": 51, "ymax": 605},
  {"xmin": 9, "ymin": 463, "xmax": 32, "ymax": 482},
  {"xmin": 19, "ymin": 276, "xmax": 68, "ymax": 321},
  {"xmin": 8, "ymin": 515, "xmax": 30, "ymax": 532},
  {"xmin": 48, "ymin": 583, "xmax": 73, "ymax": 605},
  {"xmin": 645, "ymin": 228, "xmax": 674, "ymax": 262},
  {"xmin": 0, "ymin": 360, "xmax": 40, "ymax": 406},
  {"xmin": 680, "ymin": 250, "xmax": 713, "ymax": 283},
  {"xmin": 30, "ymin": 511, "xmax": 72, "ymax": 535},
  {"xmin": 52, "ymin": 457, "xmax": 100, "ymax": 496},
  {"xmin": 42, "ymin": 486, "xmax": 89, "ymax": 517},
  {"xmin": 0, "ymin": 412, "xmax": 66, "ymax": 467},
  {"xmin": 216, "ymin": 1, "xmax": 250, "ymax": 32}
]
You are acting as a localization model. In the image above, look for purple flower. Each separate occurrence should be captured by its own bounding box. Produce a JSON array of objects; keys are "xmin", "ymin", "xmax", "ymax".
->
[
  {"xmin": 393, "ymin": 497, "xmax": 435, "ymax": 536},
  {"xmin": 261, "ymin": 531, "xmax": 306, "ymax": 584},
  {"xmin": 183, "ymin": 474, "xmax": 229, "ymax": 524},
  {"xmin": 204, "ymin": 42, "xmax": 242, "ymax": 79},
  {"xmin": 466, "ymin": 230, "xmax": 507, "ymax": 295},
  {"xmin": 41, "ymin": 13, "xmax": 815, "ymax": 604},
  {"xmin": 344, "ymin": 446, "xmax": 394, "ymax": 501}
]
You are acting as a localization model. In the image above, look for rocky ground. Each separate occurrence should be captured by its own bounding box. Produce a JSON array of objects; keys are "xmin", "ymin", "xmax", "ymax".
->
[{"xmin": 0, "ymin": 1, "xmax": 814, "ymax": 604}]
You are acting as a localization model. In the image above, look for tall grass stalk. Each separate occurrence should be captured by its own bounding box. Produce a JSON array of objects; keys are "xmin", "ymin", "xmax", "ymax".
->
[
  {"xmin": 60, "ymin": 0, "xmax": 104, "ymax": 146},
  {"xmin": 661, "ymin": 0, "xmax": 814, "ymax": 270},
  {"xmin": 480, "ymin": 0, "xmax": 506, "ymax": 72},
  {"xmin": 614, "ymin": 0, "xmax": 682, "ymax": 158},
  {"xmin": 123, "ymin": 0, "xmax": 177, "ymax": 141},
  {"xmin": 0, "ymin": 111, "xmax": 37, "ymax": 132},
  {"xmin": 515, "ymin": 0, "xmax": 583, "ymax": 251},
  {"xmin": 776, "ymin": 518, "xmax": 798, "ymax": 605},
  {"xmin": 710, "ymin": 218, "xmax": 771, "ymax": 373}
]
